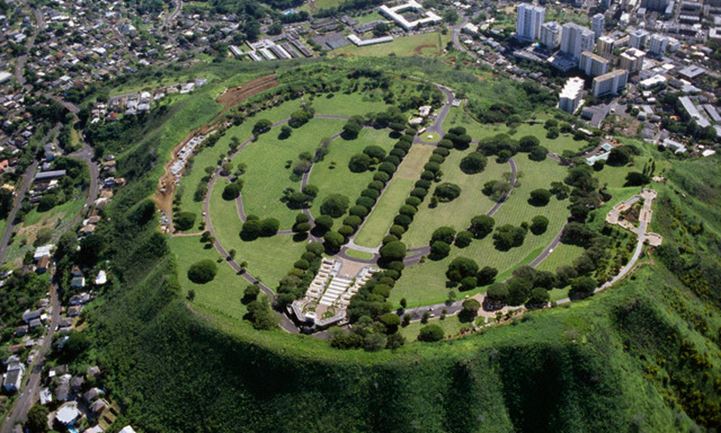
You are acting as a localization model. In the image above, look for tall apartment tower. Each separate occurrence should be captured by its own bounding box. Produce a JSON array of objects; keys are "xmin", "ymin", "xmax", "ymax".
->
[
  {"xmin": 560, "ymin": 23, "xmax": 595, "ymax": 60},
  {"xmin": 592, "ymin": 13, "xmax": 605, "ymax": 39},
  {"xmin": 541, "ymin": 21, "xmax": 562, "ymax": 49},
  {"xmin": 516, "ymin": 3, "xmax": 545, "ymax": 41},
  {"xmin": 629, "ymin": 29, "xmax": 650, "ymax": 49}
]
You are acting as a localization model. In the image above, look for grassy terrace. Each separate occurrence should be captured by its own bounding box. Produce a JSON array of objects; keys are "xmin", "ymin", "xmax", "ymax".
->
[
  {"xmin": 390, "ymin": 156, "xmax": 570, "ymax": 307},
  {"xmin": 233, "ymin": 117, "xmax": 346, "ymax": 228},
  {"xmin": 208, "ymin": 181, "xmax": 305, "ymax": 289},
  {"xmin": 353, "ymin": 144, "xmax": 435, "ymax": 248},
  {"xmin": 169, "ymin": 236, "xmax": 249, "ymax": 321},
  {"xmin": 309, "ymin": 127, "xmax": 396, "ymax": 220},
  {"xmin": 331, "ymin": 32, "xmax": 450, "ymax": 58},
  {"xmin": 402, "ymin": 150, "xmax": 508, "ymax": 248},
  {"xmin": 178, "ymin": 99, "xmax": 303, "ymax": 231}
]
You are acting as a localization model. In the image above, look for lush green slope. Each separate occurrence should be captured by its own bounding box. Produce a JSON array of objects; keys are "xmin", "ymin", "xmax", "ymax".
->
[{"xmin": 82, "ymin": 59, "xmax": 721, "ymax": 433}]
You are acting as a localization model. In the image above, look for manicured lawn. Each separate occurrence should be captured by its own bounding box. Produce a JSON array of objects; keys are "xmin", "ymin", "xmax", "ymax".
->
[
  {"xmin": 169, "ymin": 236, "xmax": 249, "ymax": 322},
  {"xmin": 399, "ymin": 317, "xmax": 468, "ymax": 341},
  {"xmin": 308, "ymin": 128, "xmax": 396, "ymax": 220},
  {"xmin": 344, "ymin": 249, "xmax": 376, "ymax": 261},
  {"xmin": 353, "ymin": 144, "xmax": 434, "ymax": 248},
  {"xmin": 391, "ymin": 157, "xmax": 571, "ymax": 307},
  {"xmin": 331, "ymin": 32, "xmax": 450, "ymax": 58},
  {"xmin": 510, "ymin": 123, "xmax": 589, "ymax": 155},
  {"xmin": 442, "ymin": 106, "xmax": 506, "ymax": 140},
  {"xmin": 208, "ymin": 181, "xmax": 306, "ymax": 289},
  {"xmin": 402, "ymin": 150, "xmax": 508, "ymax": 248},
  {"xmin": 354, "ymin": 11, "xmax": 383, "ymax": 24},
  {"xmin": 233, "ymin": 117, "xmax": 346, "ymax": 228},
  {"xmin": 536, "ymin": 243, "xmax": 586, "ymax": 273},
  {"xmin": 353, "ymin": 177, "xmax": 416, "ymax": 248},
  {"xmin": 178, "ymin": 99, "xmax": 304, "ymax": 230},
  {"xmin": 311, "ymin": 93, "xmax": 389, "ymax": 117}
]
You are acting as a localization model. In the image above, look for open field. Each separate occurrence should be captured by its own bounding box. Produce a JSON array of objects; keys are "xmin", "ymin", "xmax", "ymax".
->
[
  {"xmin": 233, "ymin": 118, "xmax": 346, "ymax": 228},
  {"xmin": 536, "ymin": 243, "xmax": 586, "ymax": 272},
  {"xmin": 169, "ymin": 236, "xmax": 249, "ymax": 322},
  {"xmin": 391, "ymin": 157, "xmax": 570, "ymax": 307},
  {"xmin": 353, "ymin": 144, "xmax": 435, "ymax": 248},
  {"xmin": 402, "ymin": 150, "xmax": 508, "ymax": 248},
  {"xmin": 178, "ymin": 99, "xmax": 303, "ymax": 230},
  {"xmin": 399, "ymin": 317, "xmax": 468, "ymax": 341},
  {"xmin": 511, "ymin": 123, "xmax": 589, "ymax": 155},
  {"xmin": 208, "ymin": 180, "xmax": 306, "ymax": 289},
  {"xmin": 309, "ymin": 127, "xmax": 396, "ymax": 220},
  {"xmin": 331, "ymin": 32, "xmax": 450, "ymax": 58}
]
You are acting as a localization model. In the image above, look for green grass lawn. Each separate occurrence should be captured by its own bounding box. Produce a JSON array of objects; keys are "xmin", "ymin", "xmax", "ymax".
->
[
  {"xmin": 399, "ymin": 316, "xmax": 469, "ymax": 341},
  {"xmin": 354, "ymin": 11, "xmax": 383, "ymax": 24},
  {"xmin": 511, "ymin": 123, "xmax": 588, "ymax": 155},
  {"xmin": 178, "ymin": 100, "xmax": 304, "ymax": 230},
  {"xmin": 232, "ymin": 118, "xmax": 346, "ymax": 228},
  {"xmin": 331, "ymin": 32, "xmax": 450, "ymax": 58},
  {"xmin": 344, "ymin": 249, "xmax": 376, "ymax": 261},
  {"xmin": 443, "ymin": 106, "xmax": 506, "ymax": 141},
  {"xmin": 391, "ymin": 157, "xmax": 571, "ymax": 307},
  {"xmin": 310, "ymin": 93, "xmax": 389, "ymax": 117},
  {"xmin": 536, "ymin": 243, "xmax": 585, "ymax": 273},
  {"xmin": 169, "ymin": 236, "xmax": 249, "ymax": 322},
  {"xmin": 402, "ymin": 151, "xmax": 508, "ymax": 248},
  {"xmin": 309, "ymin": 127, "xmax": 396, "ymax": 220},
  {"xmin": 353, "ymin": 144, "xmax": 434, "ymax": 248},
  {"xmin": 208, "ymin": 180, "xmax": 306, "ymax": 289}
]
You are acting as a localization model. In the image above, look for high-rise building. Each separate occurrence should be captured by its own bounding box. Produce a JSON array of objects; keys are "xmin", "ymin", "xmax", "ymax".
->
[
  {"xmin": 516, "ymin": 3, "xmax": 545, "ymax": 41},
  {"xmin": 559, "ymin": 77, "xmax": 585, "ymax": 113},
  {"xmin": 579, "ymin": 51, "xmax": 610, "ymax": 77},
  {"xmin": 560, "ymin": 23, "xmax": 595, "ymax": 60},
  {"xmin": 649, "ymin": 34, "xmax": 668, "ymax": 56},
  {"xmin": 592, "ymin": 13, "xmax": 605, "ymax": 39},
  {"xmin": 540, "ymin": 21, "xmax": 561, "ymax": 49},
  {"xmin": 597, "ymin": 35, "xmax": 616, "ymax": 58},
  {"xmin": 619, "ymin": 48, "xmax": 646, "ymax": 73},
  {"xmin": 601, "ymin": 0, "xmax": 612, "ymax": 9},
  {"xmin": 592, "ymin": 69, "xmax": 629, "ymax": 97},
  {"xmin": 629, "ymin": 29, "xmax": 650, "ymax": 48}
]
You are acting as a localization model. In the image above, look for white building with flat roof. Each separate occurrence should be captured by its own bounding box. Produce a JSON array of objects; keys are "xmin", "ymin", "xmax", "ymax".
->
[
  {"xmin": 379, "ymin": 1, "xmax": 441, "ymax": 31},
  {"xmin": 619, "ymin": 48, "xmax": 646, "ymax": 73},
  {"xmin": 541, "ymin": 21, "xmax": 561, "ymax": 49},
  {"xmin": 579, "ymin": 51, "xmax": 610, "ymax": 77},
  {"xmin": 516, "ymin": 3, "xmax": 545, "ymax": 41},
  {"xmin": 559, "ymin": 77, "xmax": 585, "ymax": 113},
  {"xmin": 630, "ymin": 28, "xmax": 649, "ymax": 48},
  {"xmin": 592, "ymin": 69, "xmax": 629, "ymax": 97}
]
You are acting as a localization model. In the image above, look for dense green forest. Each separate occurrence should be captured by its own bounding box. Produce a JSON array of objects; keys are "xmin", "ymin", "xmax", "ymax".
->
[{"xmin": 78, "ymin": 59, "xmax": 721, "ymax": 433}]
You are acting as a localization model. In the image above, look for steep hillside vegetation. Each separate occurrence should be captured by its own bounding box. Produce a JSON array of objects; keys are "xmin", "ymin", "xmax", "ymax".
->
[{"xmin": 80, "ymin": 60, "xmax": 721, "ymax": 433}]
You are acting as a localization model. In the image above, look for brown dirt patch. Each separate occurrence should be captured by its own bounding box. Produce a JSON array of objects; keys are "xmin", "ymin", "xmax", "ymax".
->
[
  {"xmin": 413, "ymin": 44, "xmax": 435, "ymax": 55},
  {"xmin": 216, "ymin": 74, "xmax": 278, "ymax": 110}
]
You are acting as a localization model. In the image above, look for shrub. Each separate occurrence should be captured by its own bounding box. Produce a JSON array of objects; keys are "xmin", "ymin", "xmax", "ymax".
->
[
  {"xmin": 259, "ymin": 218, "xmax": 280, "ymax": 236},
  {"xmin": 252, "ymin": 119, "xmax": 272, "ymax": 135},
  {"xmin": 222, "ymin": 182, "xmax": 242, "ymax": 200},
  {"xmin": 530, "ymin": 215, "xmax": 549, "ymax": 235},
  {"xmin": 343, "ymin": 215, "xmax": 362, "ymax": 228},
  {"xmin": 363, "ymin": 145, "xmax": 386, "ymax": 161},
  {"xmin": 174, "ymin": 212, "xmax": 196, "ymax": 231},
  {"xmin": 529, "ymin": 188, "xmax": 552, "ymax": 206},
  {"xmin": 356, "ymin": 196, "xmax": 375, "ymax": 208},
  {"xmin": 430, "ymin": 241, "xmax": 450, "ymax": 259},
  {"xmin": 373, "ymin": 171, "xmax": 390, "ymax": 183},
  {"xmin": 399, "ymin": 204, "xmax": 417, "ymax": 216},
  {"xmin": 459, "ymin": 152, "xmax": 487, "ymax": 174},
  {"xmin": 349, "ymin": 153, "xmax": 372, "ymax": 172},
  {"xmin": 454, "ymin": 230, "xmax": 473, "ymax": 248},
  {"xmin": 433, "ymin": 183, "xmax": 461, "ymax": 202},
  {"xmin": 518, "ymin": 135, "xmax": 540, "ymax": 152},
  {"xmin": 410, "ymin": 187, "xmax": 428, "ymax": 199},
  {"xmin": 469, "ymin": 215, "xmax": 495, "ymax": 239},
  {"xmin": 431, "ymin": 226, "xmax": 456, "ymax": 245},
  {"xmin": 349, "ymin": 205, "xmax": 370, "ymax": 217},
  {"xmin": 338, "ymin": 225, "xmax": 354, "ymax": 237},
  {"xmin": 368, "ymin": 180, "xmax": 385, "ymax": 191},
  {"xmin": 529, "ymin": 146, "xmax": 548, "ymax": 161},
  {"xmin": 320, "ymin": 194, "xmax": 350, "ymax": 218},
  {"xmin": 389, "ymin": 224, "xmax": 405, "ymax": 238},
  {"xmin": 187, "ymin": 259, "xmax": 217, "ymax": 284},
  {"xmin": 380, "ymin": 240, "xmax": 407, "ymax": 262},
  {"xmin": 493, "ymin": 225, "xmax": 526, "ymax": 251},
  {"xmin": 418, "ymin": 324, "xmax": 444, "ymax": 342},
  {"xmin": 406, "ymin": 196, "xmax": 422, "ymax": 207},
  {"xmin": 394, "ymin": 214, "xmax": 412, "ymax": 227},
  {"xmin": 459, "ymin": 298, "xmax": 480, "ymax": 322},
  {"xmin": 378, "ymin": 161, "xmax": 397, "ymax": 174},
  {"xmin": 323, "ymin": 231, "xmax": 345, "ymax": 252}
]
